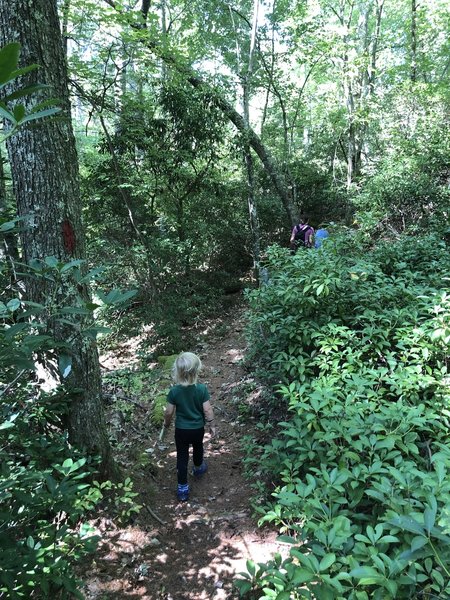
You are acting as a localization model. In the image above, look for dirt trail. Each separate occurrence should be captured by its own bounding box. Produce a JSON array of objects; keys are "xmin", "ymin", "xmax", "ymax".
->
[{"xmin": 83, "ymin": 309, "xmax": 286, "ymax": 599}]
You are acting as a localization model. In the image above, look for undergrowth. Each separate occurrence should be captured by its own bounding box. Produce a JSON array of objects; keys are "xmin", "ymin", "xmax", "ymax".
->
[{"xmin": 238, "ymin": 234, "xmax": 450, "ymax": 599}]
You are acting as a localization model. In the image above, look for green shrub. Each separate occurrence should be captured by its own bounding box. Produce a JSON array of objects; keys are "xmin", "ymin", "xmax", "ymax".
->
[
  {"xmin": 0, "ymin": 256, "xmax": 140, "ymax": 598},
  {"xmin": 0, "ymin": 390, "xmax": 101, "ymax": 599},
  {"xmin": 238, "ymin": 234, "xmax": 450, "ymax": 599},
  {"xmin": 352, "ymin": 155, "xmax": 450, "ymax": 238}
]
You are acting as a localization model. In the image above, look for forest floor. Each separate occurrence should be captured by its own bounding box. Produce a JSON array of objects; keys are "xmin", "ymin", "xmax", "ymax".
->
[{"xmin": 81, "ymin": 299, "xmax": 287, "ymax": 599}]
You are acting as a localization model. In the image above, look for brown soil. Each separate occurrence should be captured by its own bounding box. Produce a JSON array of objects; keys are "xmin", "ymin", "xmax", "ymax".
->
[{"xmin": 81, "ymin": 306, "xmax": 287, "ymax": 599}]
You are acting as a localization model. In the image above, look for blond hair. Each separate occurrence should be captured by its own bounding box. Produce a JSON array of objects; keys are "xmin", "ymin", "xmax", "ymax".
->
[{"xmin": 173, "ymin": 352, "xmax": 202, "ymax": 386}]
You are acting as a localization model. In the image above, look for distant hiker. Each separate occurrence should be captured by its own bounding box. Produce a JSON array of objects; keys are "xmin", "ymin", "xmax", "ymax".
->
[
  {"xmin": 259, "ymin": 265, "xmax": 270, "ymax": 285},
  {"xmin": 290, "ymin": 215, "xmax": 314, "ymax": 253},
  {"xmin": 161, "ymin": 352, "xmax": 216, "ymax": 502},
  {"xmin": 258, "ymin": 251, "xmax": 270, "ymax": 286},
  {"xmin": 314, "ymin": 224, "xmax": 330, "ymax": 249}
]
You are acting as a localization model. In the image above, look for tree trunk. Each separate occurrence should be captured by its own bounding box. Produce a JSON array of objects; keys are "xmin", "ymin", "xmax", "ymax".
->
[
  {"xmin": 237, "ymin": 0, "xmax": 262, "ymax": 276},
  {"xmin": 411, "ymin": 0, "xmax": 417, "ymax": 83},
  {"xmin": 0, "ymin": 0, "xmax": 116, "ymax": 479}
]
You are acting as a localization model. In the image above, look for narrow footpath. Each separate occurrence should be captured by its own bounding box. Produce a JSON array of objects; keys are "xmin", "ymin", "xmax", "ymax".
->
[{"xmin": 83, "ymin": 309, "xmax": 286, "ymax": 600}]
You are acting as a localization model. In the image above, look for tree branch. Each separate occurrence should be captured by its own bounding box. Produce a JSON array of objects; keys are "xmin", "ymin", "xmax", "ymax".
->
[{"xmin": 99, "ymin": 0, "xmax": 296, "ymax": 225}]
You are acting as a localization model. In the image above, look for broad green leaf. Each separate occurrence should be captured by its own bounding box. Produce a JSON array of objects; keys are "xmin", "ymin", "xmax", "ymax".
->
[
  {"xmin": 77, "ymin": 266, "xmax": 105, "ymax": 283},
  {"xmin": 388, "ymin": 515, "xmax": 425, "ymax": 536},
  {"xmin": 45, "ymin": 474, "xmax": 57, "ymax": 494},
  {"xmin": 82, "ymin": 326, "xmax": 111, "ymax": 340},
  {"xmin": 26, "ymin": 536, "xmax": 35, "ymax": 549},
  {"xmin": 44, "ymin": 256, "xmax": 59, "ymax": 268},
  {"xmin": 432, "ymin": 569, "xmax": 445, "ymax": 588},
  {"xmin": 57, "ymin": 306, "xmax": 93, "ymax": 315},
  {"xmin": 13, "ymin": 104, "xmax": 25, "ymax": 121},
  {"xmin": 4, "ymin": 322, "xmax": 30, "ymax": 339},
  {"xmin": 411, "ymin": 536, "xmax": 428, "ymax": 552},
  {"xmin": 246, "ymin": 559, "xmax": 256, "ymax": 576},
  {"xmin": 424, "ymin": 497, "xmax": 437, "ymax": 534},
  {"xmin": 0, "ymin": 42, "xmax": 20, "ymax": 84},
  {"xmin": 20, "ymin": 107, "xmax": 61, "ymax": 124},
  {"xmin": 0, "ymin": 103, "xmax": 16, "ymax": 124},
  {"xmin": 8, "ymin": 63, "xmax": 40, "ymax": 79},
  {"xmin": 350, "ymin": 566, "xmax": 381, "ymax": 579},
  {"xmin": 104, "ymin": 289, "xmax": 137, "ymax": 305},
  {"xmin": 60, "ymin": 259, "xmax": 84, "ymax": 272},
  {"xmin": 292, "ymin": 567, "xmax": 315, "ymax": 584},
  {"xmin": 0, "ymin": 220, "xmax": 16, "ymax": 231},
  {"xmin": 0, "ymin": 413, "xmax": 19, "ymax": 430},
  {"xmin": 3, "ymin": 83, "xmax": 48, "ymax": 102},
  {"xmin": 319, "ymin": 554, "xmax": 336, "ymax": 572},
  {"xmin": 31, "ymin": 97, "xmax": 61, "ymax": 112},
  {"xmin": 276, "ymin": 535, "xmax": 297, "ymax": 545},
  {"xmin": 383, "ymin": 580, "xmax": 398, "ymax": 596},
  {"xmin": 6, "ymin": 298, "xmax": 21, "ymax": 312},
  {"xmin": 235, "ymin": 581, "xmax": 251, "ymax": 595}
]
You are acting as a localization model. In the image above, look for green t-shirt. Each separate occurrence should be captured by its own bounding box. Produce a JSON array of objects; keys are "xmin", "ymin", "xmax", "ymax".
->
[{"xmin": 167, "ymin": 383, "xmax": 210, "ymax": 429}]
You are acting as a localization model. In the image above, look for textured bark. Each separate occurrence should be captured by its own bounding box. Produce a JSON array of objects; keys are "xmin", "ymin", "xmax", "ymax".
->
[{"xmin": 0, "ymin": 0, "xmax": 115, "ymax": 478}]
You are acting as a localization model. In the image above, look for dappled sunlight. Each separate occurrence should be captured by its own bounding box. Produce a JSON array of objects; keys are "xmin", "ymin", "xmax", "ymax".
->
[
  {"xmin": 100, "ymin": 325, "xmax": 157, "ymax": 370},
  {"xmin": 98, "ymin": 526, "xmax": 156, "ymax": 562},
  {"xmin": 81, "ymin": 310, "xmax": 283, "ymax": 599},
  {"xmin": 224, "ymin": 347, "xmax": 244, "ymax": 363},
  {"xmin": 154, "ymin": 552, "xmax": 169, "ymax": 564}
]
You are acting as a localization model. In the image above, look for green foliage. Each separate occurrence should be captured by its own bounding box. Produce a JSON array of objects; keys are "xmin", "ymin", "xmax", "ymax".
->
[
  {"xmin": 0, "ymin": 254, "xmax": 140, "ymax": 598},
  {"xmin": 84, "ymin": 478, "xmax": 142, "ymax": 525},
  {"xmin": 239, "ymin": 234, "xmax": 450, "ymax": 598},
  {"xmin": 79, "ymin": 83, "xmax": 249, "ymax": 352},
  {"xmin": 0, "ymin": 42, "xmax": 61, "ymax": 140},
  {"xmin": 151, "ymin": 356, "xmax": 176, "ymax": 426},
  {"xmin": 353, "ymin": 156, "xmax": 450, "ymax": 237},
  {"xmin": 157, "ymin": 354, "xmax": 177, "ymax": 373},
  {"xmin": 353, "ymin": 86, "xmax": 450, "ymax": 236},
  {"xmin": 1, "ymin": 255, "xmax": 137, "ymax": 385},
  {"xmin": 0, "ymin": 46, "xmax": 104, "ymax": 599},
  {"xmin": 0, "ymin": 391, "xmax": 101, "ymax": 599}
]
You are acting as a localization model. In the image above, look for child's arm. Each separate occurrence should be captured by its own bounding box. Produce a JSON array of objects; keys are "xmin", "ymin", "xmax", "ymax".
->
[
  {"xmin": 164, "ymin": 403, "xmax": 175, "ymax": 428},
  {"xmin": 203, "ymin": 400, "xmax": 216, "ymax": 438},
  {"xmin": 160, "ymin": 403, "xmax": 175, "ymax": 440}
]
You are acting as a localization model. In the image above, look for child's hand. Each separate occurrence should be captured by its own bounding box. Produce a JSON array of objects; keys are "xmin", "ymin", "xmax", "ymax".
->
[{"xmin": 159, "ymin": 425, "xmax": 166, "ymax": 441}]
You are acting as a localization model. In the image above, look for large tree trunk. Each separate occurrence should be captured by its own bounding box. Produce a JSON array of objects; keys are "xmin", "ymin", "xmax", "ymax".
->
[{"xmin": 0, "ymin": 0, "xmax": 115, "ymax": 478}]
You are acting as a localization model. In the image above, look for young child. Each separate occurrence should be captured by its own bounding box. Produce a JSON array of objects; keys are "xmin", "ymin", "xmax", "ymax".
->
[{"xmin": 161, "ymin": 352, "xmax": 216, "ymax": 502}]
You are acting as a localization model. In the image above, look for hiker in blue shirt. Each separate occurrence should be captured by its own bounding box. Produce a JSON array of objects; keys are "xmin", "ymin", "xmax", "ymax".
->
[
  {"xmin": 314, "ymin": 224, "xmax": 329, "ymax": 249},
  {"xmin": 161, "ymin": 352, "xmax": 216, "ymax": 502}
]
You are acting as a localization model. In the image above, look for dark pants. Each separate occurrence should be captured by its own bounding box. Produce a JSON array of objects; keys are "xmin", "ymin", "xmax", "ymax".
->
[{"xmin": 175, "ymin": 427, "xmax": 204, "ymax": 485}]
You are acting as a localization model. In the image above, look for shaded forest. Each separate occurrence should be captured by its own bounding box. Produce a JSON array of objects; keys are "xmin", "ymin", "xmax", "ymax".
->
[{"xmin": 0, "ymin": 0, "xmax": 449, "ymax": 598}]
